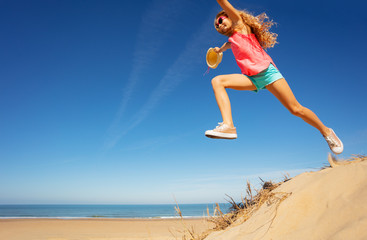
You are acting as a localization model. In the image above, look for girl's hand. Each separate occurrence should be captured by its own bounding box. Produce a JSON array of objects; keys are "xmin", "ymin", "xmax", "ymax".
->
[
  {"xmin": 216, "ymin": 0, "xmax": 242, "ymax": 25},
  {"xmin": 215, "ymin": 42, "xmax": 231, "ymax": 53},
  {"xmin": 214, "ymin": 47, "xmax": 221, "ymax": 53}
]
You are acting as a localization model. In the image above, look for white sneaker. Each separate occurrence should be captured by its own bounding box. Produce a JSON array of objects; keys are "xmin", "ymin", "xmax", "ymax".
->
[
  {"xmin": 324, "ymin": 128, "xmax": 343, "ymax": 154},
  {"xmin": 205, "ymin": 122, "xmax": 237, "ymax": 139}
]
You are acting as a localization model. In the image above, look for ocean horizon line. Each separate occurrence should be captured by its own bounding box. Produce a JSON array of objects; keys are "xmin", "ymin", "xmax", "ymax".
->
[
  {"xmin": 0, "ymin": 203, "xmax": 227, "ymax": 205},
  {"xmin": 0, "ymin": 203, "xmax": 230, "ymax": 219},
  {"xmin": 0, "ymin": 216, "xmax": 204, "ymax": 220}
]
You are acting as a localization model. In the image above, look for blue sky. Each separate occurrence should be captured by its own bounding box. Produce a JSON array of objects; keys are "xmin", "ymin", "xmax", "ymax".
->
[{"xmin": 1, "ymin": 0, "xmax": 366, "ymax": 204}]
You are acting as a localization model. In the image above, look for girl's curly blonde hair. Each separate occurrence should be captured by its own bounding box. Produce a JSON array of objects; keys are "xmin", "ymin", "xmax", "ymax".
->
[{"xmin": 216, "ymin": 10, "xmax": 278, "ymax": 50}]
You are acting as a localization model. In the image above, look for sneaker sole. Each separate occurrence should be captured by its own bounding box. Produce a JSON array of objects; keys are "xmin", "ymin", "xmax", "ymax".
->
[
  {"xmin": 331, "ymin": 143, "xmax": 343, "ymax": 155},
  {"xmin": 329, "ymin": 129, "xmax": 344, "ymax": 155},
  {"xmin": 205, "ymin": 131, "xmax": 237, "ymax": 139}
]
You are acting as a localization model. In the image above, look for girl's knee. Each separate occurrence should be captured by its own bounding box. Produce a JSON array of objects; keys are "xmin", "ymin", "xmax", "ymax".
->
[
  {"xmin": 289, "ymin": 104, "xmax": 305, "ymax": 117},
  {"xmin": 211, "ymin": 76, "xmax": 225, "ymax": 89}
]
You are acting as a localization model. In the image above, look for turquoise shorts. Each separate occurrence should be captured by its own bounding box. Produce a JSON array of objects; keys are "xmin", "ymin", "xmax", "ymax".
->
[{"xmin": 247, "ymin": 63, "xmax": 284, "ymax": 92}]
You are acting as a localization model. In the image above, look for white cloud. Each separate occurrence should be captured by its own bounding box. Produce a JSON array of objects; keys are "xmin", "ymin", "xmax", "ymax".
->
[
  {"xmin": 104, "ymin": 0, "xmax": 196, "ymax": 148},
  {"xmin": 105, "ymin": 5, "xmax": 220, "ymax": 148}
]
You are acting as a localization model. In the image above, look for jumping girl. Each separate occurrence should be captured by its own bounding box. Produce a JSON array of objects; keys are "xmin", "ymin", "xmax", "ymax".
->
[{"xmin": 205, "ymin": 0, "xmax": 343, "ymax": 155}]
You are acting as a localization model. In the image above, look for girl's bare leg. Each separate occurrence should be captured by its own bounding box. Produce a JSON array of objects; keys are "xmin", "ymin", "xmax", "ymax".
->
[
  {"xmin": 266, "ymin": 78, "xmax": 331, "ymax": 136},
  {"xmin": 211, "ymin": 74, "xmax": 257, "ymax": 127}
]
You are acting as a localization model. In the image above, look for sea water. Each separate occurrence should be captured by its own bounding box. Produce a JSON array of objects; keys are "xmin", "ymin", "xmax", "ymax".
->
[{"xmin": 0, "ymin": 204, "xmax": 230, "ymax": 219}]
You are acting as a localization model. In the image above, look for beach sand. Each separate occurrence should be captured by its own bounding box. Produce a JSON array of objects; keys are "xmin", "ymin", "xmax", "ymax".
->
[
  {"xmin": 205, "ymin": 156, "xmax": 367, "ymax": 240},
  {"xmin": 0, "ymin": 218, "xmax": 213, "ymax": 240}
]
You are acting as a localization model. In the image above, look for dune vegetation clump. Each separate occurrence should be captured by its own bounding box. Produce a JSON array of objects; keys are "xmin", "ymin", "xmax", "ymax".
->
[
  {"xmin": 207, "ymin": 178, "xmax": 291, "ymax": 232},
  {"xmin": 175, "ymin": 176, "xmax": 291, "ymax": 240}
]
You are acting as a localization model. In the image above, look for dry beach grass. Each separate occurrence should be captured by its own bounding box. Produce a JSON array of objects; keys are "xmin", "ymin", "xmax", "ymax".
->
[{"xmin": 176, "ymin": 177, "xmax": 292, "ymax": 240}]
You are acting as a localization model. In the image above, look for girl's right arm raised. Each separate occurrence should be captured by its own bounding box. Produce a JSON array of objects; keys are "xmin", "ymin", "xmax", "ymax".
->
[{"xmin": 216, "ymin": 0, "xmax": 242, "ymax": 25}]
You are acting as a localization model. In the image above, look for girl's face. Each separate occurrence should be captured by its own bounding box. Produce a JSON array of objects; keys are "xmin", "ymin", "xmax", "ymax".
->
[{"xmin": 215, "ymin": 15, "xmax": 232, "ymax": 34}]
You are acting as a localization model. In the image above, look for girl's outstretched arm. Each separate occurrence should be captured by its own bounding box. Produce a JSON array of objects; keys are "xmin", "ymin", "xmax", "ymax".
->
[
  {"xmin": 216, "ymin": 0, "xmax": 242, "ymax": 25},
  {"xmin": 214, "ymin": 42, "xmax": 231, "ymax": 53}
]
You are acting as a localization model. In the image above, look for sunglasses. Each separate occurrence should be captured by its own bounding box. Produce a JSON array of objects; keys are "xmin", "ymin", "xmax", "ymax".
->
[{"xmin": 215, "ymin": 16, "xmax": 227, "ymax": 28}]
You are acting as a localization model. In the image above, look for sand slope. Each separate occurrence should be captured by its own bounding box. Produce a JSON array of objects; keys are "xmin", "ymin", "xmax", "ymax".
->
[{"xmin": 205, "ymin": 158, "xmax": 367, "ymax": 240}]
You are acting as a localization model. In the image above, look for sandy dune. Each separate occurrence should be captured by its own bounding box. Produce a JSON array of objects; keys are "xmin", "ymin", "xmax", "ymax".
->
[{"xmin": 205, "ymin": 156, "xmax": 367, "ymax": 240}]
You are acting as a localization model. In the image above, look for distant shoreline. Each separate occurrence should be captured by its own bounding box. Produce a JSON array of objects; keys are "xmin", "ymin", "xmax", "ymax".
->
[
  {"xmin": 0, "ymin": 203, "xmax": 229, "ymax": 219},
  {"xmin": 0, "ymin": 216, "xmax": 204, "ymax": 220}
]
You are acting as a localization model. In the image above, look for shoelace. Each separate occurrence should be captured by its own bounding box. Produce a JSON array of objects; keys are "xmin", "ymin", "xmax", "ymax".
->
[
  {"xmin": 215, "ymin": 122, "xmax": 226, "ymax": 131},
  {"xmin": 325, "ymin": 135, "xmax": 339, "ymax": 147}
]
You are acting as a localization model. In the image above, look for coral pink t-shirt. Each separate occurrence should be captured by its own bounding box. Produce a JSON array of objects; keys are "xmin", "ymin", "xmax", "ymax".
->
[{"xmin": 228, "ymin": 32, "xmax": 275, "ymax": 76}]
